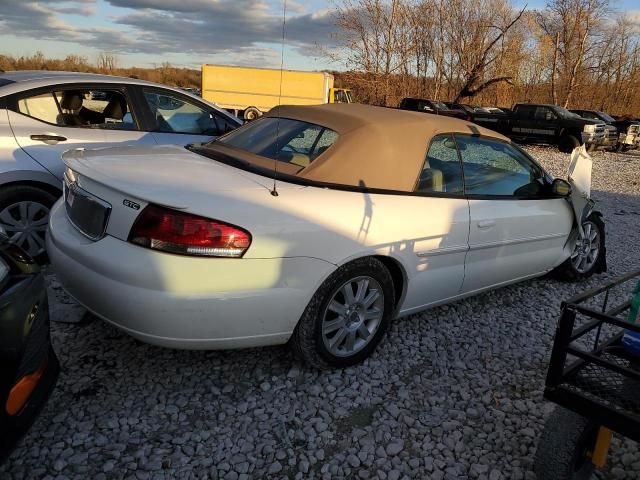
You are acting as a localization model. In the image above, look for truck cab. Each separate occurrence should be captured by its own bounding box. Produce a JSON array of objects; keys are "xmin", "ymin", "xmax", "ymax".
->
[{"xmin": 330, "ymin": 88, "xmax": 353, "ymax": 104}]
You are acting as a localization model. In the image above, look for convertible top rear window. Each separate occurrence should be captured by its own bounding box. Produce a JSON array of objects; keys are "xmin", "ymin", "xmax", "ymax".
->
[{"xmin": 217, "ymin": 117, "xmax": 338, "ymax": 169}]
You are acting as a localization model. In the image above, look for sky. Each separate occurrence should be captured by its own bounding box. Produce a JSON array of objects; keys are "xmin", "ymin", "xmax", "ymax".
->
[{"xmin": 0, "ymin": 0, "xmax": 638, "ymax": 71}]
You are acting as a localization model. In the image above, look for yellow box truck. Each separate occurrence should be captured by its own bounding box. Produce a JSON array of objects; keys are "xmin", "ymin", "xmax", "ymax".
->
[{"xmin": 201, "ymin": 64, "xmax": 353, "ymax": 120}]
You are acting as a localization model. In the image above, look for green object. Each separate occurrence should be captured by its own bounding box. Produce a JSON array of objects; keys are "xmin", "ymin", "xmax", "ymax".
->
[
  {"xmin": 622, "ymin": 280, "xmax": 640, "ymax": 356},
  {"xmin": 629, "ymin": 280, "xmax": 640, "ymax": 325}
]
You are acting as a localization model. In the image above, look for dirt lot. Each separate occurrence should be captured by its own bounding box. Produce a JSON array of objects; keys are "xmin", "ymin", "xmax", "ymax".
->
[{"xmin": 1, "ymin": 146, "xmax": 639, "ymax": 480}]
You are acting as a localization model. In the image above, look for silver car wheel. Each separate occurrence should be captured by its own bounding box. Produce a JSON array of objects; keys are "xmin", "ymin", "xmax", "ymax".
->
[
  {"xmin": 570, "ymin": 220, "xmax": 601, "ymax": 274},
  {"xmin": 321, "ymin": 276, "xmax": 385, "ymax": 357},
  {"xmin": 0, "ymin": 201, "xmax": 50, "ymax": 257}
]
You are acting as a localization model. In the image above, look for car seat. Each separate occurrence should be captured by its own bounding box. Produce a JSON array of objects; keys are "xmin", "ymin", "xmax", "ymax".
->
[
  {"xmin": 289, "ymin": 153, "xmax": 311, "ymax": 168},
  {"xmin": 57, "ymin": 91, "xmax": 85, "ymax": 126},
  {"xmin": 103, "ymin": 95, "xmax": 127, "ymax": 121},
  {"xmin": 417, "ymin": 158, "xmax": 444, "ymax": 192}
]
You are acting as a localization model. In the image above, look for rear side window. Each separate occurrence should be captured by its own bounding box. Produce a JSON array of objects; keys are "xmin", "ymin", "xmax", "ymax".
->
[
  {"xmin": 16, "ymin": 88, "xmax": 138, "ymax": 130},
  {"xmin": 218, "ymin": 117, "xmax": 338, "ymax": 168},
  {"xmin": 415, "ymin": 134, "xmax": 463, "ymax": 194},
  {"xmin": 18, "ymin": 93, "xmax": 59, "ymax": 124},
  {"xmin": 515, "ymin": 105, "xmax": 535, "ymax": 118}
]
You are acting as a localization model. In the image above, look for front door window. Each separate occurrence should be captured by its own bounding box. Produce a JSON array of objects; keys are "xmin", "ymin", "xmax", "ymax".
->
[
  {"xmin": 456, "ymin": 135, "xmax": 546, "ymax": 197},
  {"xmin": 142, "ymin": 89, "xmax": 234, "ymax": 136}
]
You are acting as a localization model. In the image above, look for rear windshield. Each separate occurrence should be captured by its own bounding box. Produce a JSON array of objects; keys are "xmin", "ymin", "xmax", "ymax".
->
[{"xmin": 216, "ymin": 117, "xmax": 338, "ymax": 168}]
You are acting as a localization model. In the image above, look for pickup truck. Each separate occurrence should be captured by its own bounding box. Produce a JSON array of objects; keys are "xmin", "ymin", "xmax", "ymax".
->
[
  {"xmin": 472, "ymin": 103, "xmax": 606, "ymax": 153},
  {"xmin": 570, "ymin": 109, "xmax": 640, "ymax": 152}
]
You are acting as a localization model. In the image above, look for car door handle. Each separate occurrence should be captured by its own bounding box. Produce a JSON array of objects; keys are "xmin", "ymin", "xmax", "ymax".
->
[
  {"xmin": 478, "ymin": 220, "xmax": 496, "ymax": 229},
  {"xmin": 30, "ymin": 134, "xmax": 67, "ymax": 143}
]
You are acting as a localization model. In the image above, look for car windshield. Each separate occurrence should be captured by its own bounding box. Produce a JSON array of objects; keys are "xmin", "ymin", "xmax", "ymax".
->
[
  {"xmin": 556, "ymin": 106, "xmax": 581, "ymax": 119},
  {"xmin": 598, "ymin": 112, "xmax": 616, "ymax": 123},
  {"xmin": 433, "ymin": 101, "xmax": 449, "ymax": 110},
  {"xmin": 215, "ymin": 117, "xmax": 338, "ymax": 167}
]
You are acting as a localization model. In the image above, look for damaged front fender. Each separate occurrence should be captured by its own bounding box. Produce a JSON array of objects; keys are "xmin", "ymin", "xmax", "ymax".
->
[
  {"xmin": 567, "ymin": 144, "xmax": 593, "ymax": 236},
  {"xmin": 566, "ymin": 145, "xmax": 607, "ymax": 273}
]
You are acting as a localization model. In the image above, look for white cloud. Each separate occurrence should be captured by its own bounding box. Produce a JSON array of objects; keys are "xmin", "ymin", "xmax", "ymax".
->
[{"xmin": 0, "ymin": 0, "xmax": 339, "ymax": 66}]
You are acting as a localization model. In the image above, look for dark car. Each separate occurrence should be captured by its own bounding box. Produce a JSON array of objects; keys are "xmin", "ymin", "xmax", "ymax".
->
[
  {"xmin": 443, "ymin": 102, "xmax": 476, "ymax": 116},
  {"xmin": 399, "ymin": 97, "xmax": 470, "ymax": 120},
  {"xmin": 0, "ymin": 234, "xmax": 59, "ymax": 462}
]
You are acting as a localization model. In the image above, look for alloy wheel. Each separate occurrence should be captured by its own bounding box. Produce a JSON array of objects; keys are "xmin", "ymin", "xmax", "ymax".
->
[
  {"xmin": 570, "ymin": 220, "xmax": 601, "ymax": 274},
  {"xmin": 0, "ymin": 201, "xmax": 50, "ymax": 257},
  {"xmin": 321, "ymin": 276, "xmax": 385, "ymax": 357}
]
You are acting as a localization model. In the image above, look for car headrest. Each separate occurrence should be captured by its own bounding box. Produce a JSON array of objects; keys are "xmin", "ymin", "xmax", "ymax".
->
[
  {"xmin": 103, "ymin": 95, "xmax": 127, "ymax": 120},
  {"xmin": 289, "ymin": 153, "xmax": 311, "ymax": 168},
  {"xmin": 60, "ymin": 91, "xmax": 83, "ymax": 110}
]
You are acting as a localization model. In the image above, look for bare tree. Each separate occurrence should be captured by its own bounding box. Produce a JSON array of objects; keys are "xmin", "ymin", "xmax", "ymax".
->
[
  {"xmin": 537, "ymin": 0, "xmax": 609, "ymax": 107},
  {"xmin": 330, "ymin": 0, "xmax": 640, "ymax": 113},
  {"xmin": 97, "ymin": 52, "xmax": 119, "ymax": 72},
  {"xmin": 452, "ymin": 3, "xmax": 526, "ymax": 101}
]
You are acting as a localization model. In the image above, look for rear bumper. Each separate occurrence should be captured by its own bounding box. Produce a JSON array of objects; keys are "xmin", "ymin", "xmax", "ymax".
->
[{"xmin": 47, "ymin": 200, "xmax": 335, "ymax": 349}]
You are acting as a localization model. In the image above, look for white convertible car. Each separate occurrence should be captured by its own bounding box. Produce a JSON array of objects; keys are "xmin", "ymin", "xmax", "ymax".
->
[{"xmin": 47, "ymin": 104, "xmax": 606, "ymax": 368}]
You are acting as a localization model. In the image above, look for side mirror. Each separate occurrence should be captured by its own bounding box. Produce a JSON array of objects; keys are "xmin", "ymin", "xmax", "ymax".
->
[{"xmin": 552, "ymin": 178, "xmax": 571, "ymax": 196}]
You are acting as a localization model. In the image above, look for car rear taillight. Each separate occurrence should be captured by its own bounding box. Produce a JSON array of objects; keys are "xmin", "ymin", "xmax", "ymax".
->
[{"xmin": 128, "ymin": 205, "xmax": 251, "ymax": 258}]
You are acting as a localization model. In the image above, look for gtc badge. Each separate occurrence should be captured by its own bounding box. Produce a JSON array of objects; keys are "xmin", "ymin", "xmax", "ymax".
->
[{"xmin": 123, "ymin": 199, "xmax": 140, "ymax": 210}]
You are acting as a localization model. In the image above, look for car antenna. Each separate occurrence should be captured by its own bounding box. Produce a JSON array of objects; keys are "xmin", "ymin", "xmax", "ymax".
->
[{"xmin": 271, "ymin": 0, "xmax": 287, "ymax": 197}]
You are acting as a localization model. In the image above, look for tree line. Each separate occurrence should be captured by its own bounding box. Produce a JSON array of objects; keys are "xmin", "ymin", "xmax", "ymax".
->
[
  {"xmin": 1, "ymin": 0, "xmax": 638, "ymax": 116},
  {"xmin": 0, "ymin": 52, "xmax": 201, "ymax": 89},
  {"xmin": 331, "ymin": 0, "xmax": 640, "ymax": 116}
]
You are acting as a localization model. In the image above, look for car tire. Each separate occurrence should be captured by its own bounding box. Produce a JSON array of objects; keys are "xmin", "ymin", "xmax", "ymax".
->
[
  {"xmin": 290, "ymin": 257, "xmax": 395, "ymax": 369},
  {"xmin": 534, "ymin": 406, "xmax": 598, "ymax": 480},
  {"xmin": 552, "ymin": 214, "xmax": 606, "ymax": 282},
  {"xmin": 0, "ymin": 185, "xmax": 57, "ymax": 264},
  {"xmin": 243, "ymin": 107, "xmax": 261, "ymax": 121},
  {"xmin": 559, "ymin": 134, "xmax": 581, "ymax": 153}
]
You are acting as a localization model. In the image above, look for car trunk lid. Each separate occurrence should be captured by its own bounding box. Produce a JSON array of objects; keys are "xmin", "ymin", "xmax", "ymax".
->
[
  {"xmin": 62, "ymin": 144, "xmax": 275, "ymax": 208},
  {"xmin": 61, "ymin": 144, "xmax": 283, "ymax": 242}
]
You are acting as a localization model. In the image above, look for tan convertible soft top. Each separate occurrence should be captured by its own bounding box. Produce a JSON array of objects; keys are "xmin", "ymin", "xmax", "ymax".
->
[{"xmin": 213, "ymin": 103, "xmax": 511, "ymax": 191}]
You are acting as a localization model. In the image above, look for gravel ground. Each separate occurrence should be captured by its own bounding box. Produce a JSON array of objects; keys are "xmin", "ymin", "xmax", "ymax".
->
[{"xmin": 2, "ymin": 146, "xmax": 640, "ymax": 480}]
